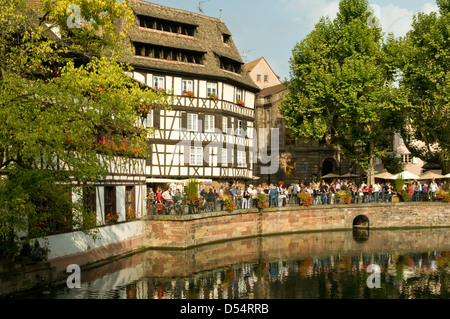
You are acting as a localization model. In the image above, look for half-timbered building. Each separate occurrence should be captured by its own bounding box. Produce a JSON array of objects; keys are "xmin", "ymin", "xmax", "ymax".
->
[{"xmin": 124, "ymin": 1, "xmax": 260, "ymax": 187}]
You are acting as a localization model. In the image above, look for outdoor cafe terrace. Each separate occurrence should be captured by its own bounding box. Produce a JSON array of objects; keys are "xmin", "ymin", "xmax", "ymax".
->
[{"xmin": 148, "ymin": 170, "xmax": 450, "ymax": 216}]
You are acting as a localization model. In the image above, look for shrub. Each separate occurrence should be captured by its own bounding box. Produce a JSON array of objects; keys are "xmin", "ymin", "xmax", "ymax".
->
[
  {"xmin": 298, "ymin": 191, "xmax": 313, "ymax": 207},
  {"xmin": 337, "ymin": 190, "xmax": 351, "ymax": 204},
  {"xmin": 219, "ymin": 195, "xmax": 235, "ymax": 212},
  {"xmin": 255, "ymin": 193, "xmax": 268, "ymax": 210}
]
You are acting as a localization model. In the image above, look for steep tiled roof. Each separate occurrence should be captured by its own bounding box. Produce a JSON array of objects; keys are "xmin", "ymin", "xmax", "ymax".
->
[
  {"xmin": 123, "ymin": 0, "xmax": 259, "ymax": 92},
  {"xmin": 258, "ymin": 83, "xmax": 286, "ymax": 97},
  {"xmin": 244, "ymin": 57, "xmax": 264, "ymax": 72}
]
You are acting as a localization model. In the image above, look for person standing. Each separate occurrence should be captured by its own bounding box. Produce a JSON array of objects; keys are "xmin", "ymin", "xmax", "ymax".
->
[
  {"xmin": 373, "ymin": 182, "xmax": 381, "ymax": 203},
  {"xmin": 320, "ymin": 182, "xmax": 329, "ymax": 205},
  {"xmin": 429, "ymin": 179, "xmax": 439, "ymax": 202},
  {"xmin": 269, "ymin": 185, "xmax": 278, "ymax": 207},
  {"xmin": 147, "ymin": 188, "xmax": 155, "ymax": 215}
]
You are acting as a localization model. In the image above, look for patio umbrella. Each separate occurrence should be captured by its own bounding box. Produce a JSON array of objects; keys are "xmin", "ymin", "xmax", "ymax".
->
[
  {"xmin": 321, "ymin": 173, "xmax": 340, "ymax": 179},
  {"xmin": 419, "ymin": 171, "xmax": 445, "ymax": 180},
  {"xmin": 373, "ymin": 172, "xmax": 396, "ymax": 180},
  {"xmin": 393, "ymin": 171, "xmax": 420, "ymax": 180},
  {"xmin": 444, "ymin": 173, "xmax": 450, "ymax": 179},
  {"xmin": 340, "ymin": 172, "xmax": 359, "ymax": 178}
]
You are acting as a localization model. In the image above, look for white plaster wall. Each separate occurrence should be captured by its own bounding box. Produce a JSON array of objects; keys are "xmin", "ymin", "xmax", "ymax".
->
[
  {"xmin": 166, "ymin": 76, "xmax": 173, "ymax": 92},
  {"xmin": 198, "ymin": 80, "xmax": 207, "ymax": 98},
  {"xmin": 97, "ymin": 186, "xmax": 105, "ymax": 224},
  {"xmin": 116, "ymin": 186, "xmax": 126, "ymax": 222},
  {"xmin": 245, "ymin": 92, "xmax": 255, "ymax": 109},
  {"xmin": 223, "ymin": 83, "xmax": 234, "ymax": 102},
  {"xmin": 146, "ymin": 74, "xmax": 152, "ymax": 87},
  {"xmin": 173, "ymin": 77, "xmax": 182, "ymax": 95},
  {"xmin": 38, "ymin": 220, "xmax": 146, "ymax": 260},
  {"xmin": 133, "ymin": 71, "xmax": 146, "ymax": 85}
]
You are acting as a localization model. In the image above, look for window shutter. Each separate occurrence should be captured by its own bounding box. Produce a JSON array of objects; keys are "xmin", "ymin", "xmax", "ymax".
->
[
  {"xmin": 154, "ymin": 110, "xmax": 161, "ymax": 129},
  {"xmin": 245, "ymin": 149, "xmax": 249, "ymax": 168},
  {"xmin": 216, "ymin": 115, "xmax": 222, "ymax": 132},
  {"xmin": 199, "ymin": 114, "xmax": 205, "ymax": 133},
  {"xmin": 181, "ymin": 112, "xmax": 187, "ymax": 129},
  {"xmin": 112, "ymin": 187, "xmax": 116, "ymax": 214}
]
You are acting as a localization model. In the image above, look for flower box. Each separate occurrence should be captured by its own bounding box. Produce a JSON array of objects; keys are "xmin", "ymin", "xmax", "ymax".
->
[{"xmin": 182, "ymin": 90, "xmax": 195, "ymax": 98}]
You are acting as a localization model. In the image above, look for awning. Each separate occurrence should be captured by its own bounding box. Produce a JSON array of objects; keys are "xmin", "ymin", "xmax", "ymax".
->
[
  {"xmin": 373, "ymin": 172, "xmax": 396, "ymax": 180},
  {"xmin": 181, "ymin": 179, "xmax": 213, "ymax": 184},
  {"xmin": 393, "ymin": 171, "xmax": 420, "ymax": 180},
  {"xmin": 146, "ymin": 178, "xmax": 183, "ymax": 184}
]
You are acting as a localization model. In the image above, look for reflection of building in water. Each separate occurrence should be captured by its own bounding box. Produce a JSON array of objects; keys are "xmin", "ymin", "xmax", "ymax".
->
[{"xmin": 124, "ymin": 251, "xmax": 449, "ymax": 299}]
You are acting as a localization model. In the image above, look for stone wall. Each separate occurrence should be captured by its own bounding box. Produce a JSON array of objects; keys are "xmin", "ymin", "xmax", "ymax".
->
[{"xmin": 144, "ymin": 203, "xmax": 450, "ymax": 249}]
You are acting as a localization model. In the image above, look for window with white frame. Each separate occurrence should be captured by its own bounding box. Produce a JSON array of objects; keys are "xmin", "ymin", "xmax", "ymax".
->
[
  {"xmin": 236, "ymin": 89, "xmax": 242, "ymax": 102},
  {"xmin": 207, "ymin": 82, "xmax": 218, "ymax": 97},
  {"xmin": 147, "ymin": 110, "xmax": 153, "ymax": 128},
  {"xmin": 247, "ymin": 123, "xmax": 254, "ymax": 139},
  {"xmin": 221, "ymin": 147, "xmax": 227, "ymax": 166},
  {"xmin": 401, "ymin": 154, "xmax": 412, "ymax": 164},
  {"xmin": 190, "ymin": 146, "xmax": 203, "ymax": 166},
  {"xmin": 237, "ymin": 119, "xmax": 243, "ymax": 136},
  {"xmin": 153, "ymin": 76, "xmax": 165, "ymax": 89},
  {"xmin": 205, "ymin": 115, "xmax": 215, "ymax": 133},
  {"xmin": 182, "ymin": 79, "xmax": 194, "ymax": 92},
  {"xmin": 187, "ymin": 113, "xmax": 198, "ymax": 132},
  {"xmin": 222, "ymin": 116, "xmax": 228, "ymax": 134},
  {"xmin": 237, "ymin": 150, "xmax": 246, "ymax": 167}
]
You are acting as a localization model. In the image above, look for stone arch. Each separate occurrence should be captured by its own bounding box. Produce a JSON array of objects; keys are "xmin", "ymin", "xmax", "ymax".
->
[
  {"xmin": 321, "ymin": 157, "xmax": 338, "ymax": 177},
  {"xmin": 353, "ymin": 215, "xmax": 370, "ymax": 229}
]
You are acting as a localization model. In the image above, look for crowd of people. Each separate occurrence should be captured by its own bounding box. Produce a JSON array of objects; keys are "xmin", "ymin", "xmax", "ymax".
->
[{"xmin": 146, "ymin": 178, "xmax": 449, "ymax": 214}]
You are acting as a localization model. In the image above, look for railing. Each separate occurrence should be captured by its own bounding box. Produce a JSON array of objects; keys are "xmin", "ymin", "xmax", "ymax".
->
[
  {"xmin": 173, "ymin": 95, "xmax": 255, "ymax": 118},
  {"xmin": 146, "ymin": 191, "xmax": 443, "ymax": 216}
]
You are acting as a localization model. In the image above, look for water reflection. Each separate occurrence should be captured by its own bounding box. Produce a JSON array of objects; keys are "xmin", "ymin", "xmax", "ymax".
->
[{"xmin": 25, "ymin": 229, "xmax": 450, "ymax": 299}]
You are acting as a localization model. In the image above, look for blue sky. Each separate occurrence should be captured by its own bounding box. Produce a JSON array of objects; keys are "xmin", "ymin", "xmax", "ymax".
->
[{"xmin": 144, "ymin": 0, "xmax": 440, "ymax": 80}]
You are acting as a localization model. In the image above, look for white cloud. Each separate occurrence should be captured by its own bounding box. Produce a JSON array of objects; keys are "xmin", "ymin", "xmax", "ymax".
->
[
  {"xmin": 276, "ymin": 0, "xmax": 340, "ymax": 27},
  {"xmin": 376, "ymin": 2, "xmax": 439, "ymax": 37},
  {"xmin": 379, "ymin": 4, "xmax": 413, "ymax": 37},
  {"xmin": 422, "ymin": 2, "xmax": 439, "ymax": 14},
  {"xmin": 277, "ymin": 1, "xmax": 440, "ymax": 38}
]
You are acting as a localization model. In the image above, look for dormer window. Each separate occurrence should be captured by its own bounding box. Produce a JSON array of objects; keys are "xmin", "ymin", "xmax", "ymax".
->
[
  {"xmin": 219, "ymin": 56, "xmax": 242, "ymax": 74},
  {"xmin": 222, "ymin": 33, "xmax": 231, "ymax": 44},
  {"xmin": 134, "ymin": 42, "xmax": 205, "ymax": 65},
  {"xmin": 138, "ymin": 15, "xmax": 197, "ymax": 37}
]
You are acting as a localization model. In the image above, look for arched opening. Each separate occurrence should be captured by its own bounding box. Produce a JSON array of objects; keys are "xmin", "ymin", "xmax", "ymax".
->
[
  {"xmin": 321, "ymin": 158, "xmax": 336, "ymax": 177},
  {"xmin": 353, "ymin": 215, "xmax": 370, "ymax": 229},
  {"xmin": 353, "ymin": 215, "xmax": 370, "ymax": 242}
]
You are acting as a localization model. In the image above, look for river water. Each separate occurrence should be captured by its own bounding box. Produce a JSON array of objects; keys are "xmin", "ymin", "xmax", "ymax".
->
[{"xmin": 22, "ymin": 228, "xmax": 450, "ymax": 299}]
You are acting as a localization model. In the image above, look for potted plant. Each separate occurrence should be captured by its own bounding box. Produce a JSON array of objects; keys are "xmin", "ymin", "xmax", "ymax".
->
[
  {"xmin": 208, "ymin": 93, "xmax": 218, "ymax": 101},
  {"xmin": 219, "ymin": 195, "xmax": 235, "ymax": 212},
  {"xmin": 255, "ymin": 193, "xmax": 268, "ymax": 211},
  {"xmin": 336, "ymin": 190, "xmax": 351, "ymax": 204},
  {"xmin": 127, "ymin": 208, "xmax": 137, "ymax": 220},
  {"xmin": 298, "ymin": 191, "xmax": 313, "ymax": 207},
  {"xmin": 236, "ymin": 99, "xmax": 245, "ymax": 106},
  {"xmin": 106, "ymin": 212, "xmax": 120, "ymax": 224},
  {"xmin": 182, "ymin": 90, "xmax": 195, "ymax": 98},
  {"xmin": 436, "ymin": 190, "xmax": 450, "ymax": 202},
  {"xmin": 155, "ymin": 87, "xmax": 166, "ymax": 94},
  {"xmin": 185, "ymin": 178, "xmax": 199, "ymax": 214}
]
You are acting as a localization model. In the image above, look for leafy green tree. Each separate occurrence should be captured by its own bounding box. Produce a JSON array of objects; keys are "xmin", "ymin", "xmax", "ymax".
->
[
  {"xmin": 0, "ymin": 0, "xmax": 165, "ymax": 257},
  {"xmin": 393, "ymin": 0, "xmax": 450, "ymax": 174},
  {"xmin": 281, "ymin": 0, "xmax": 403, "ymax": 185}
]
